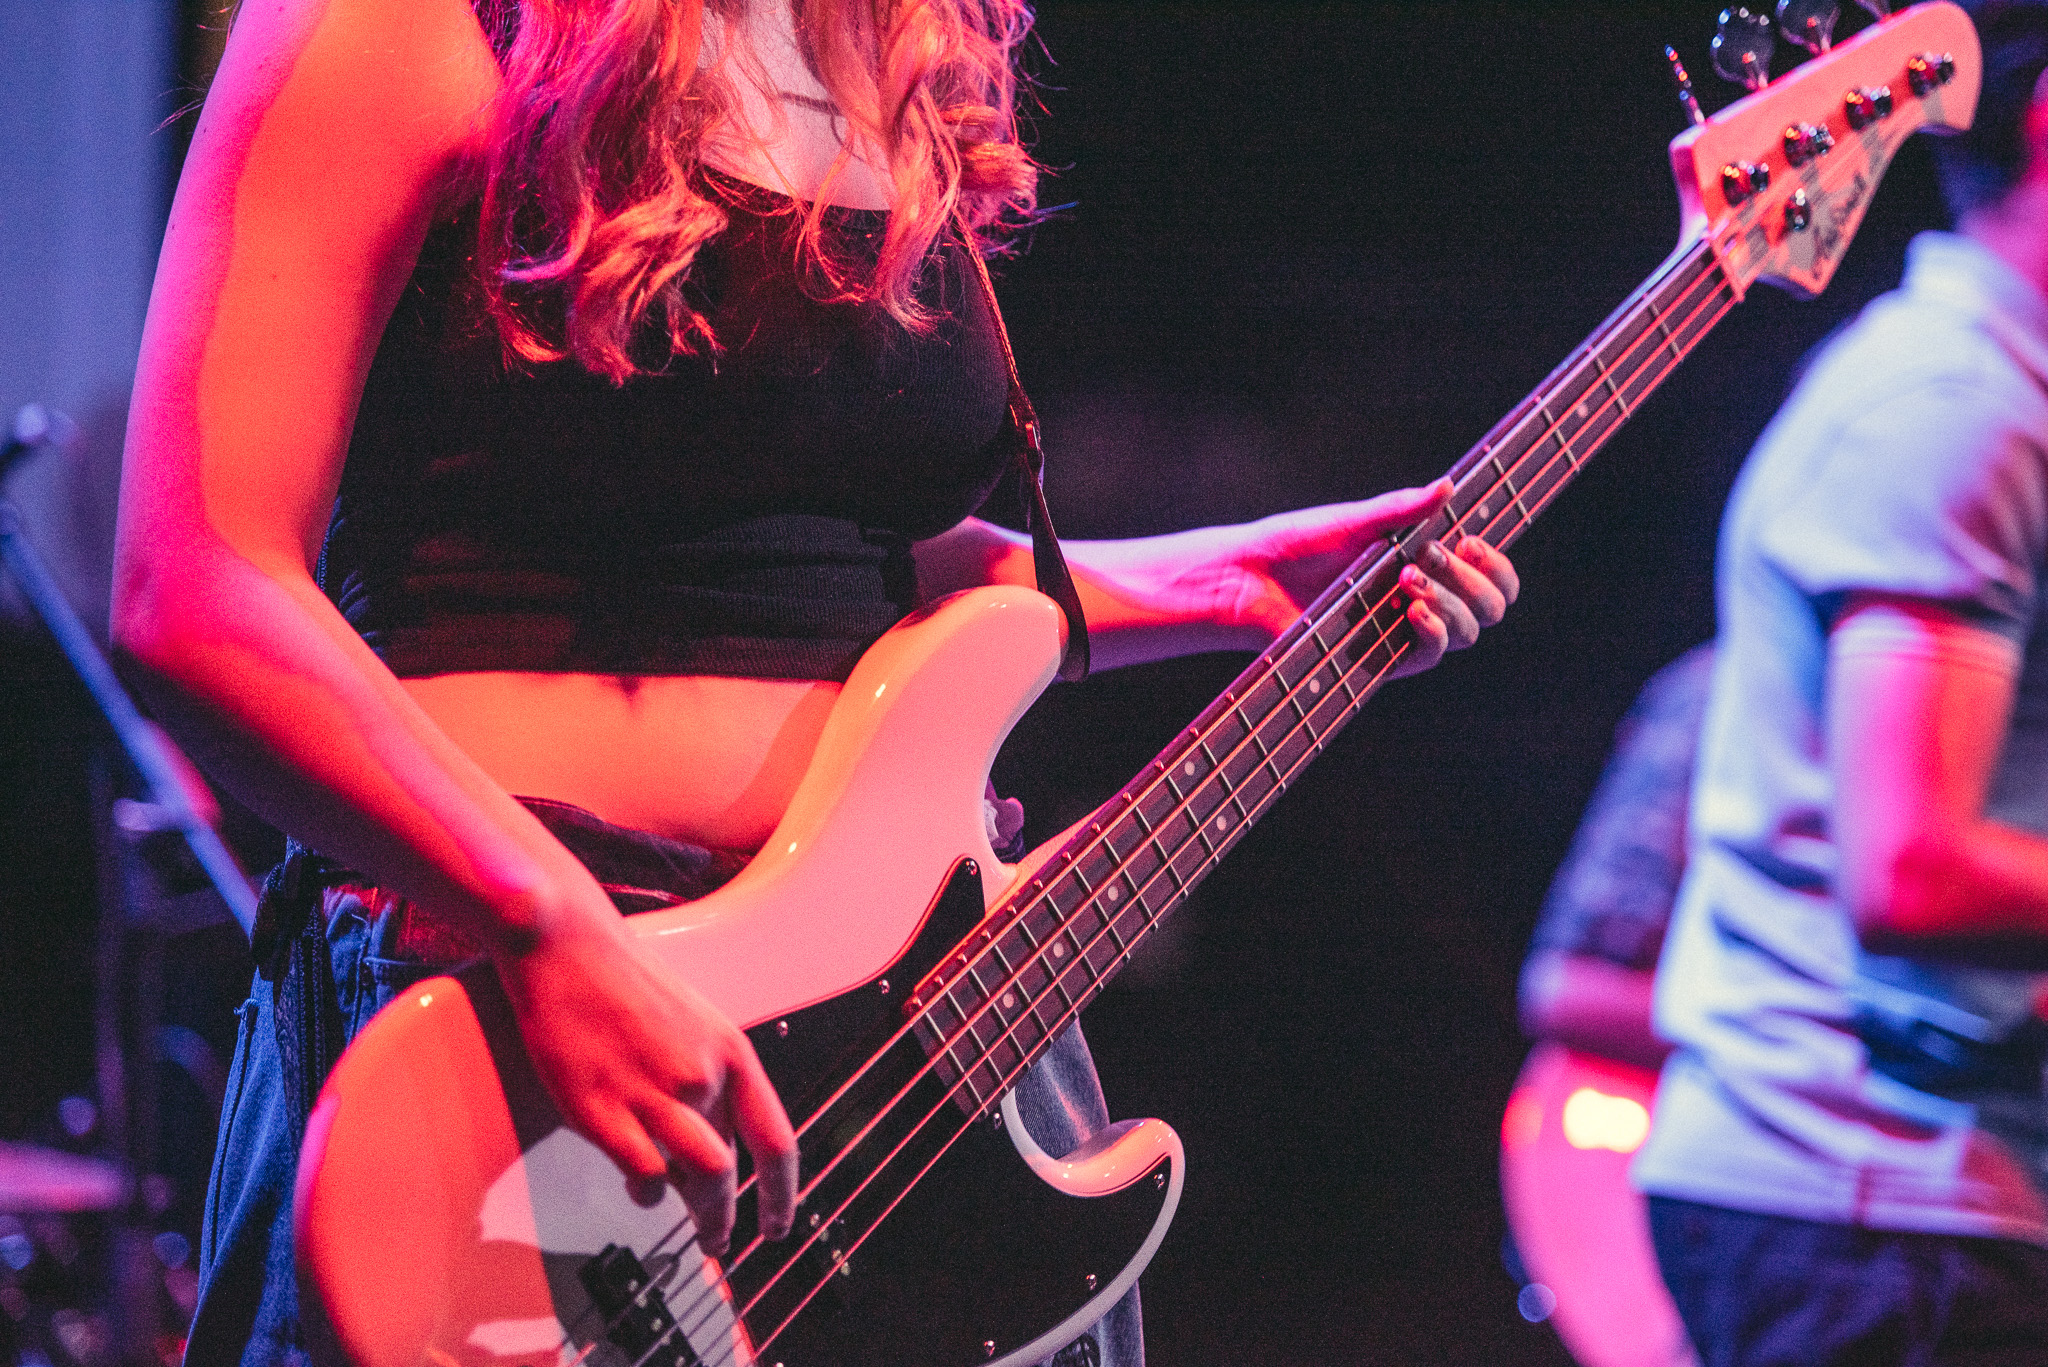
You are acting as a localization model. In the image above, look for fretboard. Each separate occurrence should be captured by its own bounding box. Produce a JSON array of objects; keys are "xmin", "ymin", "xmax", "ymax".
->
[{"xmin": 910, "ymin": 238, "xmax": 1736, "ymax": 1111}]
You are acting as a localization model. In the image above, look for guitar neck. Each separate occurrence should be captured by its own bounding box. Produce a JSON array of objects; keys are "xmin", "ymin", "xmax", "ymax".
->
[{"xmin": 910, "ymin": 238, "xmax": 1735, "ymax": 1107}]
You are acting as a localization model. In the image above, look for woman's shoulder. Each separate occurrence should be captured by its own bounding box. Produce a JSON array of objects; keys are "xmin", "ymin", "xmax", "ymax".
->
[{"xmin": 209, "ymin": 0, "xmax": 498, "ymax": 203}]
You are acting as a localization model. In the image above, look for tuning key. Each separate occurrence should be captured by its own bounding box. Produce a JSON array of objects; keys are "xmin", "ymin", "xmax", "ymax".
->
[
  {"xmin": 1845, "ymin": 85, "xmax": 1893, "ymax": 128},
  {"xmin": 1783, "ymin": 121, "xmax": 1835, "ymax": 164},
  {"xmin": 1785, "ymin": 188, "xmax": 1813, "ymax": 231},
  {"xmin": 1722, "ymin": 161, "xmax": 1771, "ymax": 206},
  {"xmin": 1777, "ymin": 0, "xmax": 1839, "ymax": 55},
  {"xmin": 1713, "ymin": 7, "xmax": 1777, "ymax": 92},
  {"xmin": 1907, "ymin": 52, "xmax": 1957, "ymax": 96}
]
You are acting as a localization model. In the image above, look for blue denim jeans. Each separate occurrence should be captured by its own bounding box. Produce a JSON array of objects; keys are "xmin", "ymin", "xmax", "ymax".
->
[
  {"xmin": 185, "ymin": 799, "xmax": 1140, "ymax": 1367},
  {"xmin": 1649, "ymin": 1196, "xmax": 2048, "ymax": 1366}
]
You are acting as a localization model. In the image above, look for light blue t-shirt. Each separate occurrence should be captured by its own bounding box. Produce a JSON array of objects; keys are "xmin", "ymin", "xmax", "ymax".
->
[{"xmin": 1634, "ymin": 233, "xmax": 2048, "ymax": 1243}]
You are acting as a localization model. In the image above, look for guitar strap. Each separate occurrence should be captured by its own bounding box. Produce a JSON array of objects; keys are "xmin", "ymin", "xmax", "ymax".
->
[{"xmin": 959, "ymin": 221, "xmax": 1091, "ymax": 682}]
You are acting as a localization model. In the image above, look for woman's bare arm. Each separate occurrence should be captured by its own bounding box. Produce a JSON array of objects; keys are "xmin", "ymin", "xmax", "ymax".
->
[
  {"xmin": 914, "ymin": 482, "xmax": 1518, "ymax": 673},
  {"xmin": 115, "ymin": 0, "xmax": 794, "ymax": 1247}
]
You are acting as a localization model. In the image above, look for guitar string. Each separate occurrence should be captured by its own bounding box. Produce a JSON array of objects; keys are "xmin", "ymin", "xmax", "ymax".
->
[
  {"xmin": 583, "ymin": 248, "xmax": 1739, "ymax": 1364},
  {"xmin": 609, "ymin": 256, "xmax": 1743, "ymax": 1367}
]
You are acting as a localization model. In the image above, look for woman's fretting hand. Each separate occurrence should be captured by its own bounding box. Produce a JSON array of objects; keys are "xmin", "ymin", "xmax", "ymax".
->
[{"xmin": 1229, "ymin": 480, "xmax": 1520, "ymax": 677}]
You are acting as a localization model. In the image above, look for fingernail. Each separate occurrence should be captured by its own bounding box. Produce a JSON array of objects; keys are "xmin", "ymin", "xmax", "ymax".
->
[
  {"xmin": 1400, "ymin": 565, "xmax": 1425, "ymax": 592},
  {"xmin": 1457, "ymin": 536, "xmax": 1485, "ymax": 560},
  {"xmin": 1420, "ymin": 540, "xmax": 1449, "ymax": 571}
]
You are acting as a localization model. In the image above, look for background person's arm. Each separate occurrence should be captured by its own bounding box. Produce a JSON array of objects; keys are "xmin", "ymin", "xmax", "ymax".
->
[{"xmin": 1830, "ymin": 594, "xmax": 2048, "ymax": 967}]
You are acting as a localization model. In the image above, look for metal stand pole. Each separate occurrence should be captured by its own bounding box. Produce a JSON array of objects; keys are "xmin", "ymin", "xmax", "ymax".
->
[{"xmin": 2, "ymin": 471, "xmax": 259, "ymax": 1364}]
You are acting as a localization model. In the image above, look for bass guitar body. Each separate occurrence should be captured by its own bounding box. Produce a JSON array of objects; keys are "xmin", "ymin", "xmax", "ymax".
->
[{"xmin": 297, "ymin": 586, "xmax": 1184, "ymax": 1367}]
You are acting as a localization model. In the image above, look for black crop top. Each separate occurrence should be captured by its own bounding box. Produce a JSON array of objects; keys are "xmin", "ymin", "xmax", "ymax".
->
[{"xmin": 323, "ymin": 180, "xmax": 1014, "ymax": 681}]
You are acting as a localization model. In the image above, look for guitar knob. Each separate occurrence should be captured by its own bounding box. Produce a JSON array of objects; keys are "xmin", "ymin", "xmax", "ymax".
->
[
  {"xmin": 1845, "ymin": 85, "xmax": 1893, "ymax": 129},
  {"xmin": 1776, "ymin": 0, "xmax": 1839, "ymax": 55},
  {"xmin": 1722, "ymin": 161, "xmax": 1771, "ymax": 206},
  {"xmin": 1783, "ymin": 121, "xmax": 1835, "ymax": 165},
  {"xmin": 1785, "ymin": 188, "xmax": 1812, "ymax": 232},
  {"xmin": 1713, "ymin": 6, "xmax": 1777, "ymax": 92},
  {"xmin": 1907, "ymin": 52, "xmax": 1957, "ymax": 96}
]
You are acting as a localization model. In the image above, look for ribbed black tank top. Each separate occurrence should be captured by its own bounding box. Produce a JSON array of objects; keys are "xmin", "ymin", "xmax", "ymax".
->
[{"xmin": 323, "ymin": 180, "xmax": 1013, "ymax": 681}]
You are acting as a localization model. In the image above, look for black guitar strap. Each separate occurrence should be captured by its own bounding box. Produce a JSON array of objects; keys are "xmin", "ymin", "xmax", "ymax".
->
[{"xmin": 959, "ymin": 226, "xmax": 1091, "ymax": 682}]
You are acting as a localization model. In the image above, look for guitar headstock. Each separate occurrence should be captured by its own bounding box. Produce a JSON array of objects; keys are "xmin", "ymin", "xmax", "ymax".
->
[{"xmin": 1670, "ymin": 0, "xmax": 1980, "ymax": 300}]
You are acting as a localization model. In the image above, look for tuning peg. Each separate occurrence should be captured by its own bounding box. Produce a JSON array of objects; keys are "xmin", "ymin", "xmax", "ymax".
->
[
  {"xmin": 1713, "ymin": 7, "xmax": 1777, "ymax": 92},
  {"xmin": 1776, "ymin": 0, "xmax": 1839, "ymax": 54},
  {"xmin": 1855, "ymin": 0, "xmax": 1892, "ymax": 19},
  {"xmin": 1666, "ymin": 46, "xmax": 1707, "ymax": 126}
]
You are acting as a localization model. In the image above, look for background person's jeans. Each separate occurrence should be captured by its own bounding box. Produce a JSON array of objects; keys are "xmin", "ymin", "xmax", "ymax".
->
[{"xmin": 1649, "ymin": 1196, "xmax": 2048, "ymax": 1366}]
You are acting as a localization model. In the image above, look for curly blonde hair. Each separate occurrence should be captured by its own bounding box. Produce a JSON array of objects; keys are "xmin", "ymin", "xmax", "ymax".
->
[{"xmin": 472, "ymin": 0, "xmax": 1040, "ymax": 382}]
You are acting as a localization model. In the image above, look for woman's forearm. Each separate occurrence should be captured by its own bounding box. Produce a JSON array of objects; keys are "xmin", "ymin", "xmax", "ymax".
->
[{"xmin": 114, "ymin": 534, "xmax": 607, "ymax": 951}]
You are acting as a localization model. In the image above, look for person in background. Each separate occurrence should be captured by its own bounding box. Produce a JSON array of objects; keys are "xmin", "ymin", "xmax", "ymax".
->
[
  {"xmin": 1632, "ymin": 4, "xmax": 2048, "ymax": 1360},
  {"xmin": 1519, "ymin": 645, "xmax": 1713, "ymax": 1071}
]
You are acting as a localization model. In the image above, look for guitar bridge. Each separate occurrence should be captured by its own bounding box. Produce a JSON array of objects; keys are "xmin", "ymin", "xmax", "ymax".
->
[{"xmin": 579, "ymin": 1244, "xmax": 704, "ymax": 1367}]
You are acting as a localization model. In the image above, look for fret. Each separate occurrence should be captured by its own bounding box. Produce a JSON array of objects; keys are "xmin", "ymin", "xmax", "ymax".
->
[
  {"xmin": 1024, "ymin": 920, "xmax": 1080, "ymax": 1014},
  {"xmin": 936, "ymin": 991, "xmax": 986, "ymax": 1102},
  {"xmin": 1646, "ymin": 292, "xmax": 1680, "ymax": 357},
  {"xmin": 1221, "ymin": 734, "xmax": 1262, "ymax": 790},
  {"xmin": 956, "ymin": 973, "xmax": 1007, "ymax": 1071},
  {"xmin": 1074, "ymin": 921, "xmax": 1112, "ymax": 983},
  {"xmin": 1249, "ymin": 731, "xmax": 1287, "ymax": 789},
  {"xmin": 987, "ymin": 936, "xmax": 1046, "ymax": 1040},
  {"xmin": 1128, "ymin": 801, "xmax": 1157, "ymax": 837},
  {"xmin": 1492, "ymin": 445, "xmax": 1536, "ymax": 527},
  {"xmin": 1101, "ymin": 910, "xmax": 1129, "ymax": 960},
  {"xmin": 1591, "ymin": 301, "xmax": 1653, "ymax": 386},
  {"xmin": 1116, "ymin": 825, "xmax": 1164, "ymax": 892},
  {"xmin": 1545, "ymin": 347, "xmax": 1604, "ymax": 424}
]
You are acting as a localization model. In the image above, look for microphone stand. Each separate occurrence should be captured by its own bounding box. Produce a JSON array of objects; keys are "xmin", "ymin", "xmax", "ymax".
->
[
  {"xmin": 1, "ymin": 405, "xmax": 259, "ymax": 1364},
  {"xmin": 0, "ymin": 408, "xmax": 257, "ymax": 937}
]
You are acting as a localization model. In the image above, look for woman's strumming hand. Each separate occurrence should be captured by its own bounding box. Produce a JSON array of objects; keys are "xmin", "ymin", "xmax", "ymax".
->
[{"xmin": 491, "ymin": 903, "xmax": 800, "ymax": 1257}]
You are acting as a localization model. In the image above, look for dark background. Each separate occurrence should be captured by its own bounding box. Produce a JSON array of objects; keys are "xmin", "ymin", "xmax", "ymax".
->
[{"xmin": 0, "ymin": 2, "xmax": 1953, "ymax": 1361}]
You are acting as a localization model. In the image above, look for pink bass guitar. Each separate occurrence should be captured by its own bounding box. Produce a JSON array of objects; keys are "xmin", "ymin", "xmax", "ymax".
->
[{"xmin": 297, "ymin": 9, "xmax": 1978, "ymax": 1366}]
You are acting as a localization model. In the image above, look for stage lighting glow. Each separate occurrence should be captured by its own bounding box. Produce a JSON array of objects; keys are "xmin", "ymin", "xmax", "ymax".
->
[{"xmin": 1561, "ymin": 1087, "xmax": 1650, "ymax": 1154}]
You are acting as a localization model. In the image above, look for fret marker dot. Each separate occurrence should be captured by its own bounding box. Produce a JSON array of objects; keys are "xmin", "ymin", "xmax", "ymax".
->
[
  {"xmin": 1106, "ymin": 885, "xmax": 1121, "ymax": 902},
  {"xmin": 1478, "ymin": 504, "xmax": 1490, "ymax": 518},
  {"xmin": 1183, "ymin": 761, "xmax": 1197, "ymax": 777},
  {"xmin": 1216, "ymin": 814, "xmax": 1231, "ymax": 831},
  {"xmin": 1002, "ymin": 992, "xmax": 1016, "ymax": 1010},
  {"xmin": 1308, "ymin": 679, "xmax": 1322, "ymax": 695},
  {"xmin": 1577, "ymin": 402, "xmax": 1589, "ymax": 419},
  {"xmin": 1053, "ymin": 942, "xmax": 1068, "ymax": 958}
]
